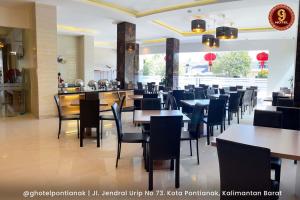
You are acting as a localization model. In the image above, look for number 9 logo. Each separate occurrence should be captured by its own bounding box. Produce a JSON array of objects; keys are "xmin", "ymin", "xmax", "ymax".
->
[{"xmin": 277, "ymin": 9, "xmax": 286, "ymax": 22}]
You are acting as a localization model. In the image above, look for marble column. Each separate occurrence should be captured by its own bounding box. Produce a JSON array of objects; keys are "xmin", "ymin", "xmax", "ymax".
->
[
  {"xmin": 166, "ymin": 38, "xmax": 180, "ymax": 89},
  {"xmin": 78, "ymin": 35, "xmax": 94, "ymax": 85},
  {"xmin": 294, "ymin": 1, "xmax": 300, "ymax": 106},
  {"xmin": 117, "ymin": 22, "xmax": 136, "ymax": 89}
]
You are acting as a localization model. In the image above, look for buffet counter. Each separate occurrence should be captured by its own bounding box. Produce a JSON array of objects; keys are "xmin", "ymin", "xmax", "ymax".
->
[{"xmin": 58, "ymin": 89, "xmax": 133, "ymax": 115}]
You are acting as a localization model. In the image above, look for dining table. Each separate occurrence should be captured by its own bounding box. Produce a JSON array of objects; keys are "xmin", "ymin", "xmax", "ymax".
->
[
  {"xmin": 180, "ymin": 99, "xmax": 210, "ymax": 107},
  {"xmin": 211, "ymin": 124, "xmax": 300, "ymax": 197},
  {"xmin": 133, "ymin": 110, "xmax": 190, "ymax": 124}
]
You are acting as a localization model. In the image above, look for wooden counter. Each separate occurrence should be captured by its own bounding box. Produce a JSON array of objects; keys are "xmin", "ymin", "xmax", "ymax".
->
[{"xmin": 58, "ymin": 89, "xmax": 133, "ymax": 115}]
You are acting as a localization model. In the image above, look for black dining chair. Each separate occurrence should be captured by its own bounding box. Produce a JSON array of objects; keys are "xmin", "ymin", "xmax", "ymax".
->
[
  {"xmin": 276, "ymin": 106, "xmax": 300, "ymax": 130},
  {"xmin": 141, "ymin": 98, "xmax": 161, "ymax": 134},
  {"xmin": 137, "ymin": 82, "xmax": 143, "ymax": 90},
  {"xmin": 219, "ymin": 88, "xmax": 225, "ymax": 95},
  {"xmin": 172, "ymin": 90, "xmax": 184, "ymax": 108},
  {"xmin": 216, "ymin": 138, "xmax": 279, "ymax": 200},
  {"xmin": 219, "ymin": 94, "xmax": 229, "ymax": 130},
  {"xmin": 227, "ymin": 92, "xmax": 241, "ymax": 125},
  {"xmin": 236, "ymin": 85, "xmax": 243, "ymax": 89},
  {"xmin": 141, "ymin": 98, "xmax": 161, "ymax": 110},
  {"xmin": 195, "ymin": 88, "xmax": 206, "ymax": 99},
  {"xmin": 80, "ymin": 96, "xmax": 100, "ymax": 148},
  {"xmin": 229, "ymin": 86, "xmax": 237, "ymax": 91},
  {"xmin": 54, "ymin": 95, "xmax": 80, "ymax": 139},
  {"xmin": 182, "ymin": 92, "xmax": 195, "ymax": 114},
  {"xmin": 181, "ymin": 104, "xmax": 204, "ymax": 164},
  {"xmin": 276, "ymin": 98, "xmax": 294, "ymax": 107},
  {"xmin": 203, "ymin": 99, "xmax": 226, "ymax": 145},
  {"xmin": 165, "ymin": 94, "xmax": 178, "ymax": 110},
  {"xmin": 253, "ymin": 109, "xmax": 283, "ymax": 186},
  {"xmin": 148, "ymin": 116, "xmax": 183, "ymax": 190},
  {"xmin": 111, "ymin": 103, "xmax": 149, "ymax": 168},
  {"xmin": 143, "ymin": 93, "xmax": 158, "ymax": 99}
]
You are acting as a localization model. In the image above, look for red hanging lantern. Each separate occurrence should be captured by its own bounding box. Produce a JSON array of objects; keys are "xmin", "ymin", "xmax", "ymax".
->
[
  {"xmin": 256, "ymin": 52, "xmax": 268, "ymax": 69},
  {"xmin": 204, "ymin": 53, "xmax": 216, "ymax": 71}
]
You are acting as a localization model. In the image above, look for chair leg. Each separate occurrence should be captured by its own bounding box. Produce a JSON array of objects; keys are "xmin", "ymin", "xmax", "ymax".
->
[
  {"xmin": 196, "ymin": 139, "xmax": 199, "ymax": 165},
  {"xmin": 206, "ymin": 125, "xmax": 210, "ymax": 145},
  {"xmin": 211, "ymin": 126, "xmax": 214, "ymax": 136},
  {"xmin": 228, "ymin": 111, "xmax": 230, "ymax": 125},
  {"xmin": 58, "ymin": 120, "xmax": 62, "ymax": 139},
  {"xmin": 221, "ymin": 124, "xmax": 223, "ymax": 133},
  {"xmin": 189, "ymin": 140, "xmax": 192, "ymax": 156},
  {"xmin": 116, "ymin": 142, "xmax": 121, "ymax": 168},
  {"xmin": 237, "ymin": 111, "xmax": 240, "ymax": 124},
  {"xmin": 149, "ymin": 159, "xmax": 153, "ymax": 191},
  {"xmin": 275, "ymin": 166, "xmax": 281, "ymax": 183},
  {"xmin": 96, "ymin": 127, "xmax": 100, "ymax": 148},
  {"xmin": 175, "ymin": 157, "xmax": 180, "ymax": 188},
  {"xmin": 294, "ymin": 160, "xmax": 297, "ymax": 165},
  {"xmin": 170, "ymin": 159, "xmax": 174, "ymax": 171},
  {"xmin": 101, "ymin": 120, "xmax": 103, "ymax": 140},
  {"xmin": 80, "ymin": 127, "xmax": 84, "ymax": 147},
  {"xmin": 77, "ymin": 120, "xmax": 79, "ymax": 139}
]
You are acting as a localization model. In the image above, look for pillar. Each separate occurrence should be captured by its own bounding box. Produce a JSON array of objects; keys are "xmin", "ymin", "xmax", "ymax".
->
[
  {"xmin": 134, "ymin": 43, "xmax": 139, "ymax": 85},
  {"xmin": 166, "ymin": 38, "xmax": 180, "ymax": 89},
  {"xmin": 117, "ymin": 22, "xmax": 136, "ymax": 89},
  {"xmin": 78, "ymin": 35, "xmax": 94, "ymax": 85},
  {"xmin": 294, "ymin": 1, "xmax": 300, "ymax": 106}
]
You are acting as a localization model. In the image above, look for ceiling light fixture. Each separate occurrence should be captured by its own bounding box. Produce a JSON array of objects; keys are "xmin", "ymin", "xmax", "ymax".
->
[
  {"xmin": 210, "ymin": 37, "xmax": 220, "ymax": 48},
  {"xmin": 191, "ymin": 19, "xmax": 206, "ymax": 33},
  {"xmin": 202, "ymin": 34, "xmax": 214, "ymax": 46},
  {"xmin": 216, "ymin": 26, "xmax": 238, "ymax": 39}
]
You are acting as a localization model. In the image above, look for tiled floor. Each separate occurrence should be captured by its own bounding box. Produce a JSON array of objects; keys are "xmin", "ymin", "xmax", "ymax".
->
[{"xmin": 0, "ymin": 105, "xmax": 299, "ymax": 200}]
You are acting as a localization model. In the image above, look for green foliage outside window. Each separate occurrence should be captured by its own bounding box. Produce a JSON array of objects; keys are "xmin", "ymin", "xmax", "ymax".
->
[{"xmin": 212, "ymin": 52, "xmax": 251, "ymax": 77}]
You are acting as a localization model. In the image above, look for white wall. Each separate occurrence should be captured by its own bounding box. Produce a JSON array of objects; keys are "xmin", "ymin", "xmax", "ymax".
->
[
  {"xmin": 94, "ymin": 47, "xmax": 116, "ymax": 80},
  {"xmin": 140, "ymin": 39, "xmax": 297, "ymax": 95},
  {"xmin": 57, "ymin": 35, "xmax": 79, "ymax": 83}
]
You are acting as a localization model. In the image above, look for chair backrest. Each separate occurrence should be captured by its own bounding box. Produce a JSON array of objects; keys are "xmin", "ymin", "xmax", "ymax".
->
[
  {"xmin": 253, "ymin": 110, "xmax": 282, "ymax": 128},
  {"xmin": 119, "ymin": 95, "xmax": 126, "ymax": 114},
  {"xmin": 219, "ymin": 94, "xmax": 229, "ymax": 104},
  {"xmin": 188, "ymin": 104, "xmax": 204, "ymax": 137},
  {"xmin": 172, "ymin": 90, "xmax": 184, "ymax": 106},
  {"xmin": 80, "ymin": 98, "xmax": 99, "ymax": 128},
  {"xmin": 170, "ymin": 95, "xmax": 178, "ymax": 110},
  {"xmin": 111, "ymin": 103, "xmax": 123, "ymax": 142},
  {"xmin": 276, "ymin": 106, "xmax": 300, "ymax": 130},
  {"xmin": 229, "ymin": 86, "xmax": 237, "ymax": 91},
  {"xmin": 147, "ymin": 82, "xmax": 155, "ymax": 93},
  {"xmin": 212, "ymin": 84, "xmax": 219, "ymax": 88},
  {"xmin": 207, "ymin": 99, "xmax": 226, "ymax": 124},
  {"xmin": 143, "ymin": 93, "xmax": 158, "ymax": 98},
  {"xmin": 195, "ymin": 88, "xmax": 206, "ymax": 99},
  {"xmin": 219, "ymin": 88, "xmax": 225, "ymax": 95},
  {"xmin": 137, "ymin": 82, "xmax": 143, "ymax": 90},
  {"xmin": 150, "ymin": 116, "xmax": 183, "ymax": 160},
  {"xmin": 236, "ymin": 85, "xmax": 243, "ymax": 89},
  {"xmin": 276, "ymin": 98, "xmax": 294, "ymax": 107},
  {"xmin": 141, "ymin": 98, "xmax": 161, "ymax": 110},
  {"xmin": 228, "ymin": 92, "xmax": 240, "ymax": 112},
  {"xmin": 54, "ymin": 95, "xmax": 62, "ymax": 118},
  {"xmin": 134, "ymin": 89, "xmax": 145, "ymax": 95},
  {"xmin": 85, "ymin": 92, "xmax": 99, "ymax": 100},
  {"xmin": 183, "ymin": 92, "xmax": 195, "ymax": 100},
  {"xmin": 272, "ymin": 92, "xmax": 279, "ymax": 106},
  {"xmin": 216, "ymin": 139, "xmax": 272, "ymax": 199},
  {"xmin": 242, "ymin": 89, "xmax": 253, "ymax": 105}
]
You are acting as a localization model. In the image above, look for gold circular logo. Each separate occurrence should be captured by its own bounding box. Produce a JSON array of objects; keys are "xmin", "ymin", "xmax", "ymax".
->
[{"xmin": 269, "ymin": 4, "xmax": 295, "ymax": 31}]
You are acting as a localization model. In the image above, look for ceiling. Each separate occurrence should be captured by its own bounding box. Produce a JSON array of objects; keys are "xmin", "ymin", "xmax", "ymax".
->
[{"xmin": 0, "ymin": 0, "xmax": 299, "ymax": 47}]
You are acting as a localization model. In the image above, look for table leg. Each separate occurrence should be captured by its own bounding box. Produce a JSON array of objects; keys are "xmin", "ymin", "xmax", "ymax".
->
[{"xmin": 296, "ymin": 162, "xmax": 300, "ymax": 197}]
